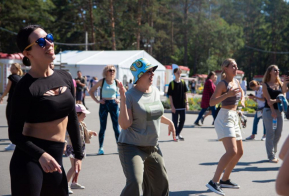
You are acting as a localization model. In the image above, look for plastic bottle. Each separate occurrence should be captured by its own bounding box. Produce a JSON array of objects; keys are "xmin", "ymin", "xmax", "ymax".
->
[{"xmin": 272, "ymin": 118, "xmax": 277, "ymax": 130}]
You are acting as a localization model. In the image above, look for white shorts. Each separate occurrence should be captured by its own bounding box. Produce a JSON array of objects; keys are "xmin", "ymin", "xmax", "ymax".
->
[{"xmin": 215, "ymin": 108, "xmax": 242, "ymax": 141}]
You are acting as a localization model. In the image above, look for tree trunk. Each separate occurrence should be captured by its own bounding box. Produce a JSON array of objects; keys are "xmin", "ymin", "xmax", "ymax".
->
[
  {"xmin": 109, "ymin": 0, "xmax": 116, "ymax": 50},
  {"xmin": 136, "ymin": 0, "xmax": 142, "ymax": 50},
  {"xmin": 88, "ymin": 0, "xmax": 95, "ymax": 50},
  {"xmin": 171, "ymin": 11, "xmax": 174, "ymax": 59},
  {"xmin": 183, "ymin": 0, "xmax": 188, "ymax": 66}
]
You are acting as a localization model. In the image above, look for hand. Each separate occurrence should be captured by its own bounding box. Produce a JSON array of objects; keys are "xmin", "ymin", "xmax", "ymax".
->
[
  {"xmin": 171, "ymin": 105, "xmax": 176, "ymax": 114},
  {"xmin": 268, "ymin": 99, "xmax": 275, "ymax": 107},
  {"xmin": 168, "ymin": 122, "xmax": 176, "ymax": 140},
  {"xmin": 283, "ymin": 76, "xmax": 289, "ymax": 84},
  {"xmin": 98, "ymin": 99, "xmax": 105, "ymax": 104},
  {"xmin": 115, "ymin": 99, "xmax": 120, "ymax": 104},
  {"xmin": 241, "ymin": 97, "xmax": 245, "ymax": 107},
  {"xmin": 118, "ymin": 82, "xmax": 127, "ymax": 99},
  {"xmin": 39, "ymin": 152, "xmax": 62, "ymax": 174},
  {"xmin": 89, "ymin": 131, "xmax": 97, "ymax": 137},
  {"xmin": 186, "ymin": 104, "xmax": 189, "ymax": 111},
  {"xmin": 0, "ymin": 98, "xmax": 3, "ymax": 104},
  {"xmin": 72, "ymin": 159, "xmax": 82, "ymax": 183},
  {"xmin": 271, "ymin": 110, "xmax": 277, "ymax": 119},
  {"xmin": 227, "ymin": 87, "xmax": 241, "ymax": 97}
]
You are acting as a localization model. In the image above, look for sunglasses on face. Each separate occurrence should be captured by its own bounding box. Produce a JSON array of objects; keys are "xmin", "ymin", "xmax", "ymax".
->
[
  {"xmin": 274, "ymin": 69, "xmax": 280, "ymax": 72},
  {"xmin": 108, "ymin": 69, "xmax": 115, "ymax": 73},
  {"xmin": 24, "ymin": 34, "xmax": 54, "ymax": 51}
]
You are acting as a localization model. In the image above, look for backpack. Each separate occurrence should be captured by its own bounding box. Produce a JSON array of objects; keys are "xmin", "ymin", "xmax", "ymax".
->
[
  {"xmin": 166, "ymin": 79, "xmax": 185, "ymax": 98},
  {"xmin": 100, "ymin": 78, "xmax": 118, "ymax": 100}
]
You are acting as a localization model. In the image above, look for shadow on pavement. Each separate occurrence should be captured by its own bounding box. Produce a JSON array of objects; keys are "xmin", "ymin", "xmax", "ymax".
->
[
  {"xmin": 0, "ymin": 138, "xmax": 10, "ymax": 141},
  {"xmin": 86, "ymin": 153, "xmax": 118, "ymax": 156},
  {"xmin": 200, "ymin": 160, "xmax": 269, "ymax": 166},
  {"xmin": 0, "ymin": 126, "xmax": 8, "ymax": 128},
  {"xmin": 169, "ymin": 189, "xmax": 211, "ymax": 196},
  {"xmin": 183, "ymin": 125, "xmax": 195, "ymax": 128},
  {"xmin": 0, "ymin": 143, "xmax": 10, "ymax": 145},
  {"xmin": 232, "ymin": 167, "xmax": 279, "ymax": 172},
  {"xmin": 252, "ymin": 179, "xmax": 275, "ymax": 183},
  {"xmin": 159, "ymin": 140, "xmax": 176, "ymax": 143}
]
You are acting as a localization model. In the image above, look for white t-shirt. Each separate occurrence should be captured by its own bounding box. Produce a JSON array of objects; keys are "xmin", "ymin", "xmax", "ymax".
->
[
  {"xmin": 241, "ymin": 80, "xmax": 247, "ymax": 90},
  {"xmin": 255, "ymin": 86, "xmax": 265, "ymax": 108},
  {"xmin": 128, "ymin": 83, "xmax": 133, "ymax": 90}
]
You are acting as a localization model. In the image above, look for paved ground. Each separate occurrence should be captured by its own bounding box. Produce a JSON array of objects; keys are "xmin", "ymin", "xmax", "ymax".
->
[{"xmin": 0, "ymin": 96, "xmax": 287, "ymax": 196}]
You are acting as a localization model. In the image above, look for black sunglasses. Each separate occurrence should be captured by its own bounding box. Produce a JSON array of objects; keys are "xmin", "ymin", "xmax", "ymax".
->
[
  {"xmin": 24, "ymin": 34, "xmax": 54, "ymax": 51},
  {"xmin": 108, "ymin": 69, "xmax": 115, "ymax": 73}
]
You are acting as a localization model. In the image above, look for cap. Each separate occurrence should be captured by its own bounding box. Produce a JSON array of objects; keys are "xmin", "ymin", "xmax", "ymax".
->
[{"xmin": 75, "ymin": 104, "xmax": 90, "ymax": 114}]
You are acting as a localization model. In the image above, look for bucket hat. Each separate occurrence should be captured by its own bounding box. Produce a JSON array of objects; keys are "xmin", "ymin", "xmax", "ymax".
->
[{"xmin": 130, "ymin": 58, "xmax": 158, "ymax": 84}]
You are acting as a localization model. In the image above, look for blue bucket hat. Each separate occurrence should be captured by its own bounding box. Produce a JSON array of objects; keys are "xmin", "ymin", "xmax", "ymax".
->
[{"xmin": 130, "ymin": 58, "xmax": 158, "ymax": 84}]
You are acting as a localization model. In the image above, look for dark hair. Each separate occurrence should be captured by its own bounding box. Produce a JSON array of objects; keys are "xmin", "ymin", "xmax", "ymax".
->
[
  {"xmin": 206, "ymin": 71, "xmax": 216, "ymax": 80},
  {"xmin": 173, "ymin": 68, "xmax": 180, "ymax": 73},
  {"xmin": 77, "ymin": 70, "xmax": 82, "ymax": 73},
  {"xmin": 129, "ymin": 79, "xmax": 132, "ymax": 83},
  {"xmin": 17, "ymin": 25, "xmax": 43, "ymax": 66}
]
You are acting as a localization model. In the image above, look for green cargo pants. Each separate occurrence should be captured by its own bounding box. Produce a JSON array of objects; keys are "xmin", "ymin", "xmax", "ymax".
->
[{"xmin": 118, "ymin": 142, "xmax": 169, "ymax": 196}]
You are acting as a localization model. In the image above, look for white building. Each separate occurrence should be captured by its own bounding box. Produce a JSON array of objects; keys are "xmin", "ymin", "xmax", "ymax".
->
[{"xmin": 53, "ymin": 50, "xmax": 166, "ymax": 94}]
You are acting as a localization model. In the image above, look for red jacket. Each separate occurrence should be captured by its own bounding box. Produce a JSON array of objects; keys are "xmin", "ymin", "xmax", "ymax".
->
[{"xmin": 201, "ymin": 79, "xmax": 216, "ymax": 108}]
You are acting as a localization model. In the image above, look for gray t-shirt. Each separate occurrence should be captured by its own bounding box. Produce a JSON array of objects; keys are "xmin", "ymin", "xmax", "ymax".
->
[{"xmin": 118, "ymin": 86, "xmax": 164, "ymax": 146}]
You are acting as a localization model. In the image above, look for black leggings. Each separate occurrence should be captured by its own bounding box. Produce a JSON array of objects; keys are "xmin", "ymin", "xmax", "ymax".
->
[
  {"xmin": 10, "ymin": 136, "xmax": 68, "ymax": 196},
  {"xmin": 6, "ymin": 101, "xmax": 12, "ymax": 125},
  {"xmin": 172, "ymin": 109, "xmax": 186, "ymax": 136}
]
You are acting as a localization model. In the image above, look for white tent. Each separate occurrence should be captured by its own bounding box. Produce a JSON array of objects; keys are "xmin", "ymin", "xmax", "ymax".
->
[{"xmin": 53, "ymin": 50, "xmax": 166, "ymax": 94}]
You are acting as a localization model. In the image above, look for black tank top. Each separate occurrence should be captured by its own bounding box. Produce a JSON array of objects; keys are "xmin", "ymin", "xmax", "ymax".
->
[{"xmin": 264, "ymin": 83, "xmax": 282, "ymax": 109}]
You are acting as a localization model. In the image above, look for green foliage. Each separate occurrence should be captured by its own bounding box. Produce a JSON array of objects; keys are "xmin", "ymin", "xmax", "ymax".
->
[{"xmin": 1, "ymin": 0, "xmax": 289, "ymax": 82}]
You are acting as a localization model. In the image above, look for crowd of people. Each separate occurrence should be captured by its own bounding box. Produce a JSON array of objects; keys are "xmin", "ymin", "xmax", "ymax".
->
[{"xmin": 1, "ymin": 24, "xmax": 289, "ymax": 196}]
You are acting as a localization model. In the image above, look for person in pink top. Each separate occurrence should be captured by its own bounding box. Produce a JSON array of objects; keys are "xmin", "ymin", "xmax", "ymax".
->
[{"xmin": 194, "ymin": 71, "xmax": 217, "ymax": 126}]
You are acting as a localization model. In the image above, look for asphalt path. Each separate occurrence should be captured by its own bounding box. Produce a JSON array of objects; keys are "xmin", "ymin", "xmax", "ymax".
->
[{"xmin": 0, "ymin": 96, "xmax": 287, "ymax": 196}]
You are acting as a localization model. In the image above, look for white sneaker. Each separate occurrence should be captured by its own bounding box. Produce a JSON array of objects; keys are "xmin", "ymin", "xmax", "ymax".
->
[
  {"xmin": 5, "ymin": 143, "xmax": 15, "ymax": 151},
  {"xmin": 261, "ymin": 135, "xmax": 266, "ymax": 141},
  {"xmin": 68, "ymin": 186, "xmax": 73, "ymax": 194},
  {"xmin": 71, "ymin": 182, "xmax": 85, "ymax": 189}
]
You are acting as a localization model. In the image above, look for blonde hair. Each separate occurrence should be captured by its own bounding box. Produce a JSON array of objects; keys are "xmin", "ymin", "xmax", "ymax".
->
[
  {"xmin": 221, "ymin": 58, "xmax": 235, "ymax": 79},
  {"xmin": 102, "ymin": 65, "xmax": 116, "ymax": 78},
  {"xmin": 249, "ymin": 80, "xmax": 259, "ymax": 88},
  {"xmin": 262, "ymin": 65, "xmax": 282, "ymax": 86},
  {"xmin": 11, "ymin": 63, "xmax": 23, "ymax": 76}
]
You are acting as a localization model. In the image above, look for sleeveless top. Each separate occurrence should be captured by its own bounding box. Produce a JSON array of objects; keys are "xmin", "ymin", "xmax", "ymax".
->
[
  {"xmin": 102, "ymin": 79, "xmax": 117, "ymax": 99},
  {"xmin": 264, "ymin": 83, "xmax": 282, "ymax": 109},
  {"xmin": 221, "ymin": 79, "xmax": 241, "ymax": 106}
]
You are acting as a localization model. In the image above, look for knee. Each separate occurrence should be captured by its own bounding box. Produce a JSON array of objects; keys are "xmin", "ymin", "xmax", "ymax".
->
[
  {"xmin": 226, "ymin": 148, "xmax": 238, "ymax": 157},
  {"xmin": 237, "ymin": 148, "xmax": 244, "ymax": 157}
]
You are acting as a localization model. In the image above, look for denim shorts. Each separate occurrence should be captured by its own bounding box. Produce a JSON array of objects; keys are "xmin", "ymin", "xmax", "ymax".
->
[
  {"xmin": 76, "ymin": 90, "xmax": 83, "ymax": 101},
  {"xmin": 214, "ymin": 108, "xmax": 242, "ymax": 141}
]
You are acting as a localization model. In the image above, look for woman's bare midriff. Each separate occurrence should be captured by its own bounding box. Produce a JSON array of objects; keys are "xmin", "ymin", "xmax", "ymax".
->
[
  {"xmin": 23, "ymin": 116, "xmax": 68, "ymax": 142},
  {"xmin": 222, "ymin": 105, "xmax": 238, "ymax": 111}
]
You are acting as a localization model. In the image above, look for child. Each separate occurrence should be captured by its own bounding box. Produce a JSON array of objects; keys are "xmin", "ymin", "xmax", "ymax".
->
[{"xmin": 65, "ymin": 104, "xmax": 97, "ymax": 194}]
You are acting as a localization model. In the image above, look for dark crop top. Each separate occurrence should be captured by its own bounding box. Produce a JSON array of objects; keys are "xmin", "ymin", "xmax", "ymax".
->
[
  {"xmin": 221, "ymin": 79, "xmax": 242, "ymax": 106},
  {"xmin": 9, "ymin": 70, "xmax": 84, "ymax": 160},
  {"xmin": 264, "ymin": 83, "xmax": 282, "ymax": 109}
]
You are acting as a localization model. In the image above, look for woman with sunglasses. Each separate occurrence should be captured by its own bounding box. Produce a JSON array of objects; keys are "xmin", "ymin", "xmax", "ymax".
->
[
  {"xmin": 206, "ymin": 58, "xmax": 244, "ymax": 196},
  {"xmin": 0, "ymin": 63, "xmax": 23, "ymax": 151},
  {"xmin": 118, "ymin": 58, "xmax": 176, "ymax": 196},
  {"xmin": 9, "ymin": 25, "xmax": 83, "ymax": 196},
  {"xmin": 262, "ymin": 65, "xmax": 284, "ymax": 163},
  {"xmin": 89, "ymin": 65, "xmax": 120, "ymax": 155}
]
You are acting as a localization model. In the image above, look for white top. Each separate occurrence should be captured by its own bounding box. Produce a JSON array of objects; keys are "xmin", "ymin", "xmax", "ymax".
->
[
  {"xmin": 128, "ymin": 83, "xmax": 133, "ymax": 90},
  {"xmin": 255, "ymin": 86, "xmax": 265, "ymax": 108},
  {"xmin": 241, "ymin": 80, "xmax": 247, "ymax": 90}
]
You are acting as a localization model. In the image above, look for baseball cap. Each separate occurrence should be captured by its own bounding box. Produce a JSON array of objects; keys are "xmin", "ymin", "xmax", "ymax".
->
[
  {"xmin": 75, "ymin": 104, "xmax": 90, "ymax": 114},
  {"xmin": 130, "ymin": 58, "xmax": 158, "ymax": 84}
]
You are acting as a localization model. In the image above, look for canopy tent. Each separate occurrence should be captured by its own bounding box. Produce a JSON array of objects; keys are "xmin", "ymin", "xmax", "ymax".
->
[{"xmin": 53, "ymin": 50, "xmax": 166, "ymax": 93}]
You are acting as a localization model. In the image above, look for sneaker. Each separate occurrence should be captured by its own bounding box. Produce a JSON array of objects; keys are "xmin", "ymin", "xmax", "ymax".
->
[
  {"xmin": 174, "ymin": 136, "xmax": 179, "ymax": 142},
  {"xmin": 269, "ymin": 158, "xmax": 278, "ymax": 163},
  {"xmin": 206, "ymin": 180, "xmax": 225, "ymax": 195},
  {"xmin": 97, "ymin": 148, "xmax": 104, "ymax": 155},
  {"xmin": 194, "ymin": 122, "xmax": 202, "ymax": 126},
  {"xmin": 178, "ymin": 135, "xmax": 185, "ymax": 141},
  {"xmin": 245, "ymin": 135, "xmax": 255, "ymax": 140},
  {"xmin": 4, "ymin": 143, "xmax": 15, "ymax": 151},
  {"xmin": 220, "ymin": 179, "xmax": 240, "ymax": 189},
  {"xmin": 68, "ymin": 186, "xmax": 73, "ymax": 194},
  {"xmin": 201, "ymin": 116, "xmax": 205, "ymax": 124},
  {"xmin": 261, "ymin": 135, "xmax": 266, "ymax": 141},
  {"xmin": 71, "ymin": 183, "xmax": 85, "ymax": 189}
]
